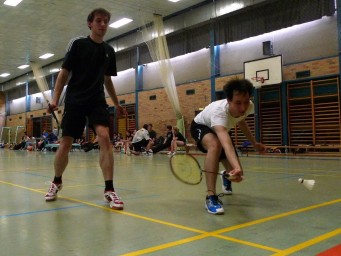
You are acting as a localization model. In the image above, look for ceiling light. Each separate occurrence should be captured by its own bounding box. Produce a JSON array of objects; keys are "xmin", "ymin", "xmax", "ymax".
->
[
  {"xmin": 39, "ymin": 53, "xmax": 54, "ymax": 59},
  {"xmin": 50, "ymin": 68, "xmax": 60, "ymax": 73},
  {"xmin": 109, "ymin": 18, "xmax": 133, "ymax": 28},
  {"xmin": 18, "ymin": 64, "xmax": 29, "ymax": 69},
  {"xmin": 219, "ymin": 3, "xmax": 244, "ymax": 15},
  {"xmin": 4, "ymin": 0, "xmax": 23, "ymax": 6},
  {"xmin": 0, "ymin": 73, "xmax": 10, "ymax": 77},
  {"xmin": 168, "ymin": 0, "xmax": 180, "ymax": 2}
]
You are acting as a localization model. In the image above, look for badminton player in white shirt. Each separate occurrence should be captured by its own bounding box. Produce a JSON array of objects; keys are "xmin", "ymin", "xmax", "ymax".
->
[{"xmin": 190, "ymin": 78, "xmax": 266, "ymax": 215}]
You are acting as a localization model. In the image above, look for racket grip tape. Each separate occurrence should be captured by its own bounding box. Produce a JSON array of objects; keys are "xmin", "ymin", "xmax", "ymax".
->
[
  {"xmin": 224, "ymin": 173, "xmax": 244, "ymax": 181},
  {"xmin": 48, "ymin": 103, "xmax": 61, "ymax": 127}
]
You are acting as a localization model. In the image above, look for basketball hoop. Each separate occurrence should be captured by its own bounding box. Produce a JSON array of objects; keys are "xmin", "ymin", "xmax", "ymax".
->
[
  {"xmin": 251, "ymin": 76, "xmax": 265, "ymax": 89},
  {"xmin": 251, "ymin": 76, "xmax": 265, "ymax": 83}
]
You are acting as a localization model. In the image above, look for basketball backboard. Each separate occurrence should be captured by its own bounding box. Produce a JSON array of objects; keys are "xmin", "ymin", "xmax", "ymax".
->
[{"xmin": 244, "ymin": 55, "xmax": 283, "ymax": 87}]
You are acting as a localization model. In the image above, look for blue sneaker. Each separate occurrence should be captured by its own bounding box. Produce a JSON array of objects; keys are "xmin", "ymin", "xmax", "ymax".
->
[
  {"xmin": 220, "ymin": 170, "xmax": 233, "ymax": 195},
  {"xmin": 205, "ymin": 195, "xmax": 224, "ymax": 215}
]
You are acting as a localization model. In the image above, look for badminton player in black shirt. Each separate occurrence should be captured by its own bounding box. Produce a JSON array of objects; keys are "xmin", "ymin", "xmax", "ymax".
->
[{"xmin": 45, "ymin": 8, "xmax": 126, "ymax": 210}]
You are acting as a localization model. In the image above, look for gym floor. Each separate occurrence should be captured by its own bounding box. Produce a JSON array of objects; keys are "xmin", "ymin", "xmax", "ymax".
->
[{"xmin": 0, "ymin": 149, "xmax": 340, "ymax": 256}]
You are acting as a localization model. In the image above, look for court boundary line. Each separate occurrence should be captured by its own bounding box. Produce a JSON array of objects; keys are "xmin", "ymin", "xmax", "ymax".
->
[
  {"xmin": 1, "ymin": 179, "xmax": 340, "ymax": 255},
  {"xmin": 271, "ymin": 228, "xmax": 341, "ymax": 256}
]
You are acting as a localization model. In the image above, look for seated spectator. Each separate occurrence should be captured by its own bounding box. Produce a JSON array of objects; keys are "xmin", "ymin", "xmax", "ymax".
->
[
  {"xmin": 24, "ymin": 136, "xmax": 36, "ymax": 150},
  {"xmin": 148, "ymin": 124, "xmax": 157, "ymax": 142},
  {"xmin": 83, "ymin": 136, "xmax": 99, "ymax": 152},
  {"xmin": 130, "ymin": 124, "xmax": 153, "ymax": 155},
  {"xmin": 151, "ymin": 125, "xmax": 173, "ymax": 153},
  {"xmin": 46, "ymin": 130, "xmax": 58, "ymax": 144},
  {"xmin": 123, "ymin": 130, "xmax": 133, "ymax": 154},
  {"xmin": 75, "ymin": 133, "xmax": 85, "ymax": 144},
  {"xmin": 168, "ymin": 126, "xmax": 186, "ymax": 155},
  {"xmin": 114, "ymin": 133, "xmax": 124, "ymax": 151},
  {"xmin": 12, "ymin": 133, "xmax": 30, "ymax": 150},
  {"xmin": 37, "ymin": 131, "xmax": 49, "ymax": 151},
  {"xmin": 42, "ymin": 130, "xmax": 49, "ymax": 137}
]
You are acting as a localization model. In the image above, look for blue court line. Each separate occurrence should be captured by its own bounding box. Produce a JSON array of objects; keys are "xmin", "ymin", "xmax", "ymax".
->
[{"xmin": 0, "ymin": 204, "xmax": 85, "ymax": 219}]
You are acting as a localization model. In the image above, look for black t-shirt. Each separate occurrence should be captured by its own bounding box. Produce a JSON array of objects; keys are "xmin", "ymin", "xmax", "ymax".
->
[
  {"xmin": 62, "ymin": 36, "xmax": 117, "ymax": 106},
  {"xmin": 149, "ymin": 130, "xmax": 157, "ymax": 140},
  {"xmin": 164, "ymin": 131, "xmax": 173, "ymax": 146},
  {"xmin": 175, "ymin": 132, "xmax": 186, "ymax": 143}
]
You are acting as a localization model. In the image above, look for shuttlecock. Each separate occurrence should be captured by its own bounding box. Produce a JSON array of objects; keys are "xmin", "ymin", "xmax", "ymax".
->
[{"xmin": 298, "ymin": 178, "xmax": 315, "ymax": 190}]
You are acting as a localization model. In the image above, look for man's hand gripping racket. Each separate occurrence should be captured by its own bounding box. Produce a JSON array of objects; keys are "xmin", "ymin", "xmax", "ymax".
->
[{"xmin": 170, "ymin": 154, "xmax": 244, "ymax": 185}]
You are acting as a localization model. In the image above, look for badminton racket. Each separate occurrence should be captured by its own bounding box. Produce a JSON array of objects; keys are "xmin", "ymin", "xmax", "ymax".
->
[
  {"xmin": 30, "ymin": 62, "xmax": 61, "ymax": 135},
  {"xmin": 169, "ymin": 154, "xmax": 239, "ymax": 185}
]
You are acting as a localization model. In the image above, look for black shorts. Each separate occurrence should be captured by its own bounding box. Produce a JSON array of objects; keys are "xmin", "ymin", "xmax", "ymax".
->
[
  {"xmin": 190, "ymin": 120, "xmax": 237, "ymax": 160},
  {"xmin": 132, "ymin": 139, "xmax": 149, "ymax": 151},
  {"xmin": 61, "ymin": 104, "xmax": 110, "ymax": 139}
]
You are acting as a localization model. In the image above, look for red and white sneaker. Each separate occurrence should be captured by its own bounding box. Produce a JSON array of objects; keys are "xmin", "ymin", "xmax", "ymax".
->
[
  {"xmin": 104, "ymin": 191, "xmax": 124, "ymax": 210},
  {"xmin": 45, "ymin": 182, "xmax": 63, "ymax": 201}
]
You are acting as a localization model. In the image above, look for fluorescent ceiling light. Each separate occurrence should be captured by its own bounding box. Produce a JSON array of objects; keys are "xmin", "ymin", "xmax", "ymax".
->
[
  {"xmin": 168, "ymin": 0, "xmax": 180, "ymax": 2},
  {"xmin": 0, "ymin": 73, "xmax": 10, "ymax": 77},
  {"xmin": 109, "ymin": 18, "xmax": 133, "ymax": 28},
  {"xmin": 4, "ymin": 0, "xmax": 23, "ymax": 6},
  {"xmin": 18, "ymin": 64, "xmax": 29, "ymax": 69},
  {"xmin": 219, "ymin": 3, "xmax": 244, "ymax": 15},
  {"xmin": 50, "ymin": 68, "xmax": 60, "ymax": 73},
  {"xmin": 39, "ymin": 53, "xmax": 54, "ymax": 59}
]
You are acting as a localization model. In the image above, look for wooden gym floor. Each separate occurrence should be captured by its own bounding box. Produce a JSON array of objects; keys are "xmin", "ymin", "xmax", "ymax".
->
[{"xmin": 0, "ymin": 148, "xmax": 340, "ymax": 256}]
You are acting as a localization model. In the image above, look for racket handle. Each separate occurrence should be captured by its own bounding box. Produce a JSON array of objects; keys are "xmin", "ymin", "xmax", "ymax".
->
[
  {"xmin": 48, "ymin": 104, "xmax": 60, "ymax": 125},
  {"xmin": 224, "ymin": 173, "xmax": 244, "ymax": 181}
]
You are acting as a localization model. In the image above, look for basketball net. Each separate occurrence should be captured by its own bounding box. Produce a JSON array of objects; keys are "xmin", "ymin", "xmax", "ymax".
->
[{"xmin": 251, "ymin": 76, "xmax": 265, "ymax": 89}]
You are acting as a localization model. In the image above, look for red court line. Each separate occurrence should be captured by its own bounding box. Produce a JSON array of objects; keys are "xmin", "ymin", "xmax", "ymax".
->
[{"xmin": 317, "ymin": 244, "xmax": 341, "ymax": 256}]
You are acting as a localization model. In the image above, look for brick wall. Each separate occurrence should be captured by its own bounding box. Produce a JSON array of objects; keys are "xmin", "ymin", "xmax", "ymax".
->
[
  {"xmin": 283, "ymin": 57, "xmax": 339, "ymax": 80},
  {"xmin": 3, "ymin": 57, "xmax": 339, "ymax": 141}
]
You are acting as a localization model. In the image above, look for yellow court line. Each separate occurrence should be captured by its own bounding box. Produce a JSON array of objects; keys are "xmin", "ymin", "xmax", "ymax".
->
[
  {"xmin": 35, "ymin": 183, "xmax": 104, "ymax": 191},
  {"xmin": 271, "ymin": 228, "xmax": 341, "ymax": 256},
  {"xmin": 214, "ymin": 198, "xmax": 341, "ymax": 234},
  {"xmin": 0, "ymin": 179, "xmax": 280, "ymax": 254},
  {"xmin": 213, "ymin": 234, "xmax": 281, "ymax": 253},
  {"xmin": 120, "ymin": 232, "xmax": 281, "ymax": 256},
  {"xmin": 1, "ymin": 179, "xmax": 340, "ymax": 255},
  {"xmin": 120, "ymin": 234, "xmax": 209, "ymax": 256},
  {"xmin": 0, "ymin": 180, "xmax": 48, "ymax": 194},
  {"xmin": 118, "ymin": 198, "xmax": 341, "ymax": 255},
  {"xmin": 0, "ymin": 179, "xmax": 204, "ymax": 234}
]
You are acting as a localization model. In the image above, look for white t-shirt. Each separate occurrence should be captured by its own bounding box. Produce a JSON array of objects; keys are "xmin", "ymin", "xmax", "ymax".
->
[
  {"xmin": 194, "ymin": 99, "xmax": 254, "ymax": 131},
  {"xmin": 132, "ymin": 128, "xmax": 150, "ymax": 143}
]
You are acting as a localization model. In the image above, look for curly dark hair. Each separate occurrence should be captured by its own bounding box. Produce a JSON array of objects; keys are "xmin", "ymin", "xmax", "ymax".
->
[{"xmin": 223, "ymin": 78, "xmax": 254, "ymax": 101}]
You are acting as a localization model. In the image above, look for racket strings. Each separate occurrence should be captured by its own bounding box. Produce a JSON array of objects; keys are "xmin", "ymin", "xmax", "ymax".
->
[{"xmin": 170, "ymin": 154, "xmax": 202, "ymax": 185}]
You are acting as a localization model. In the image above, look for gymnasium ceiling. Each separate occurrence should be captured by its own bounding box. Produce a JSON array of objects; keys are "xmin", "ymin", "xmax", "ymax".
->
[{"xmin": 0, "ymin": 0, "xmax": 264, "ymax": 86}]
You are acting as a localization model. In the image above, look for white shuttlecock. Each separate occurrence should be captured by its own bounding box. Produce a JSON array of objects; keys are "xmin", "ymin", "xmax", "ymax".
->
[{"xmin": 298, "ymin": 178, "xmax": 315, "ymax": 190}]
